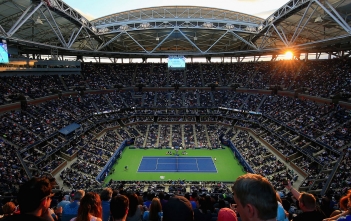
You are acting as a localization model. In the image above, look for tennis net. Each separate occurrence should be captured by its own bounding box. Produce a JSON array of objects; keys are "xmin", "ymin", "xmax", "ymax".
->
[{"xmin": 176, "ymin": 156, "xmax": 178, "ymax": 172}]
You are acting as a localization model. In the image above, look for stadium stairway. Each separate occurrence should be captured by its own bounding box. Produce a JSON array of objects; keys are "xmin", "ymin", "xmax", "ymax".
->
[
  {"xmin": 318, "ymin": 115, "xmax": 351, "ymax": 139},
  {"xmin": 53, "ymin": 157, "xmax": 78, "ymax": 191},
  {"xmin": 248, "ymin": 130, "xmax": 305, "ymax": 189},
  {"xmin": 142, "ymin": 125, "xmax": 150, "ymax": 147},
  {"xmin": 286, "ymin": 62, "xmax": 305, "ymax": 90},
  {"xmin": 199, "ymin": 64, "xmax": 205, "ymax": 87},
  {"xmin": 181, "ymin": 125, "xmax": 186, "ymax": 147},
  {"xmin": 204, "ymin": 125, "xmax": 211, "ymax": 148},
  {"xmin": 155, "ymin": 125, "xmax": 161, "ymax": 147},
  {"xmin": 103, "ymin": 94, "xmax": 115, "ymax": 110},
  {"xmin": 255, "ymin": 95, "xmax": 267, "ymax": 112},
  {"xmin": 58, "ymin": 75, "xmax": 69, "ymax": 91},
  {"xmin": 239, "ymin": 94, "xmax": 251, "ymax": 109}
]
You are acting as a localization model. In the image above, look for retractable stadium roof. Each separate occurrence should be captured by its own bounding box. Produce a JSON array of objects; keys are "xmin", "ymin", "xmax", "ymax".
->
[{"xmin": 0, "ymin": 0, "xmax": 350, "ymax": 58}]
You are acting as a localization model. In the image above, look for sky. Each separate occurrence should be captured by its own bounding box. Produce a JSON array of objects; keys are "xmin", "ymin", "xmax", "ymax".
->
[{"xmin": 63, "ymin": 0, "xmax": 290, "ymax": 21}]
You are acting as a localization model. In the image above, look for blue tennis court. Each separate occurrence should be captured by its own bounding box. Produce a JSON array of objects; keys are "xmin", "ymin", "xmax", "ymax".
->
[{"xmin": 138, "ymin": 156, "xmax": 217, "ymax": 172}]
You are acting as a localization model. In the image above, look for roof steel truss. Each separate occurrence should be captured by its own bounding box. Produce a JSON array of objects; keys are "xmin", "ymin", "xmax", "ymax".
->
[{"xmin": 256, "ymin": 0, "xmax": 351, "ymax": 51}]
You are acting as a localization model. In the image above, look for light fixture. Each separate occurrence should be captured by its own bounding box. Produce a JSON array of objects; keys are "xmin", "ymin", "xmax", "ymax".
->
[
  {"xmin": 140, "ymin": 22, "xmax": 150, "ymax": 28},
  {"xmin": 35, "ymin": 16, "xmax": 43, "ymax": 25},
  {"xmin": 119, "ymin": 25, "xmax": 129, "ymax": 30},
  {"xmin": 225, "ymin": 23, "xmax": 234, "ymax": 29},
  {"xmin": 314, "ymin": 16, "xmax": 323, "ymax": 23},
  {"xmin": 268, "ymin": 16, "xmax": 275, "ymax": 23},
  {"xmin": 80, "ymin": 18, "xmax": 88, "ymax": 25},
  {"xmin": 203, "ymin": 22, "xmax": 213, "ymax": 28},
  {"xmin": 98, "ymin": 28, "xmax": 109, "ymax": 33},
  {"xmin": 245, "ymin": 26, "xmax": 256, "ymax": 32}
]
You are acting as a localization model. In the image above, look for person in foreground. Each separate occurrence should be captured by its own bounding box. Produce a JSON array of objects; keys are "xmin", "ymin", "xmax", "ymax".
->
[
  {"xmin": 163, "ymin": 195, "xmax": 193, "ymax": 221},
  {"xmin": 143, "ymin": 198, "xmax": 163, "ymax": 221},
  {"xmin": 231, "ymin": 173, "xmax": 278, "ymax": 221},
  {"xmin": 71, "ymin": 192, "xmax": 102, "ymax": 221},
  {"xmin": 284, "ymin": 180, "xmax": 325, "ymax": 221},
  {"xmin": 2, "ymin": 177, "xmax": 56, "ymax": 221},
  {"xmin": 110, "ymin": 195, "xmax": 129, "ymax": 221},
  {"xmin": 323, "ymin": 190, "xmax": 351, "ymax": 221}
]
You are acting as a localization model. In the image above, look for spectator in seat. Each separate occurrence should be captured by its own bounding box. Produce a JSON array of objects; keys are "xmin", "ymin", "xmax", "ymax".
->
[
  {"xmin": 126, "ymin": 193, "xmax": 143, "ymax": 221},
  {"xmin": 193, "ymin": 196, "xmax": 212, "ymax": 221},
  {"xmin": 285, "ymin": 181, "xmax": 325, "ymax": 221},
  {"xmin": 231, "ymin": 173, "xmax": 278, "ymax": 221},
  {"xmin": 57, "ymin": 195, "xmax": 71, "ymax": 210},
  {"xmin": 110, "ymin": 195, "xmax": 129, "ymax": 221},
  {"xmin": 324, "ymin": 190, "xmax": 351, "ymax": 221},
  {"xmin": 100, "ymin": 188, "xmax": 113, "ymax": 221},
  {"xmin": 70, "ymin": 192, "xmax": 102, "ymax": 221},
  {"xmin": 2, "ymin": 177, "xmax": 56, "ymax": 221},
  {"xmin": 163, "ymin": 195, "xmax": 193, "ymax": 221},
  {"xmin": 1, "ymin": 202, "xmax": 16, "ymax": 218},
  {"xmin": 62, "ymin": 190, "xmax": 85, "ymax": 221},
  {"xmin": 217, "ymin": 208, "xmax": 237, "ymax": 221},
  {"xmin": 142, "ymin": 198, "xmax": 163, "ymax": 221},
  {"xmin": 276, "ymin": 193, "xmax": 288, "ymax": 221}
]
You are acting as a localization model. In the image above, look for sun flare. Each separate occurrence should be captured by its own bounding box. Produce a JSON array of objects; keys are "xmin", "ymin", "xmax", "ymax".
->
[{"xmin": 284, "ymin": 51, "xmax": 293, "ymax": 60}]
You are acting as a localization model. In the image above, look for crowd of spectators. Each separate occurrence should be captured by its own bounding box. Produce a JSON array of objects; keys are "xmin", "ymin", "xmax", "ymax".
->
[
  {"xmin": 1, "ymin": 59, "xmax": 351, "ymax": 106},
  {"xmin": 4, "ymin": 173, "xmax": 351, "ymax": 221},
  {"xmin": 1, "ymin": 59, "xmax": 351, "ymax": 220}
]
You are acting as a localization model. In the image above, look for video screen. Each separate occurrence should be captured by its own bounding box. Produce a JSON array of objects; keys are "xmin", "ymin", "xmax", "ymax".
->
[
  {"xmin": 168, "ymin": 56, "xmax": 186, "ymax": 70},
  {"xmin": 0, "ymin": 39, "xmax": 9, "ymax": 64}
]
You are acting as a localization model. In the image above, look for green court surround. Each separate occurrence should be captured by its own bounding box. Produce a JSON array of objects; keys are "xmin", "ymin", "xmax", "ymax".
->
[{"xmin": 104, "ymin": 146, "xmax": 245, "ymax": 183}]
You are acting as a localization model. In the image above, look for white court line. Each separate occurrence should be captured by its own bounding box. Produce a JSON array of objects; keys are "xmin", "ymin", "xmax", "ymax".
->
[
  {"xmin": 137, "ymin": 157, "xmax": 143, "ymax": 171},
  {"xmin": 155, "ymin": 158, "xmax": 159, "ymax": 170},
  {"xmin": 211, "ymin": 158, "xmax": 219, "ymax": 174}
]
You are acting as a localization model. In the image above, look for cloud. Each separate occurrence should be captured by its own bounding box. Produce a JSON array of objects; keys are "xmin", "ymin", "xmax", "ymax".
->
[
  {"xmin": 254, "ymin": 9, "xmax": 277, "ymax": 19},
  {"xmin": 237, "ymin": 0, "xmax": 261, "ymax": 2},
  {"xmin": 75, "ymin": 8, "xmax": 96, "ymax": 21}
]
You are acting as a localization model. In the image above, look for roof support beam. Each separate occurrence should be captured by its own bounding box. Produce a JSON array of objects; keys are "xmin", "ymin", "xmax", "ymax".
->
[
  {"xmin": 97, "ymin": 32, "xmax": 124, "ymax": 51},
  {"xmin": 229, "ymin": 30, "xmax": 258, "ymax": 50},
  {"xmin": 8, "ymin": 3, "xmax": 43, "ymax": 37},
  {"xmin": 68, "ymin": 26, "xmax": 83, "ymax": 48},
  {"xmin": 177, "ymin": 28, "xmax": 203, "ymax": 53},
  {"xmin": 204, "ymin": 30, "xmax": 228, "ymax": 53},
  {"xmin": 82, "ymin": 28, "xmax": 98, "ymax": 50},
  {"xmin": 0, "ymin": 25, "xmax": 7, "ymax": 37},
  {"xmin": 324, "ymin": 0, "xmax": 351, "ymax": 33},
  {"xmin": 39, "ymin": 8, "xmax": 67, "ymax": 47},
  {"xmin": 314, "ymin": 0, "xmax": 351, "ymax": 33},
  {"xmin": 150, "ymin": 29, "xmax": 176, "ymax": 53},
  {"xmin": 7, "ymin": 4, "xmax": 32, "ymax": 35},
  {"xmin": 289, "ymin": 1, "xmax": 316, "ymax": 45},
  {"xmin": 124, "ymin": 31, "xmax": 149, "ymax": 53},
  {"xmin": 272, "ymin": 24, "xmax": 288, "ymax": 47},
  {"xmin": 259, "ymin": 26, "xmax": 275, "ymax": 49}
]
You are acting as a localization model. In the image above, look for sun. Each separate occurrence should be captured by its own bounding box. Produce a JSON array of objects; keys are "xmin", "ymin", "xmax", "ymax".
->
[{"xmin": 284, "ymin": 51, "xmax": 293, "ymax": 60}]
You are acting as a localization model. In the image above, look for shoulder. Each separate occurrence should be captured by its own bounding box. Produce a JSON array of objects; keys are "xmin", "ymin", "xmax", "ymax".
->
[
  {"xmin": 337, "ymin": 215, "xmax": 351, "ymax": 221},
  {"xmin": 294, "ymin": 211, "xmax": 325, "ymax": 221},
  {"xmin": 1, "ymin": 214, "xmax": 47, "ymax": 221}
]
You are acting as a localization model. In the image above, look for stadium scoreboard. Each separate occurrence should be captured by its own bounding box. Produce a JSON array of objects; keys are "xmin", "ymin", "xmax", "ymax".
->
[
  {"xmin": 0, "ymin": 39, "xmax": 9, "ymax": 64},
  {"xmin": 168, "ymin": 55, "xmax": 186, "ymax": 70}
]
